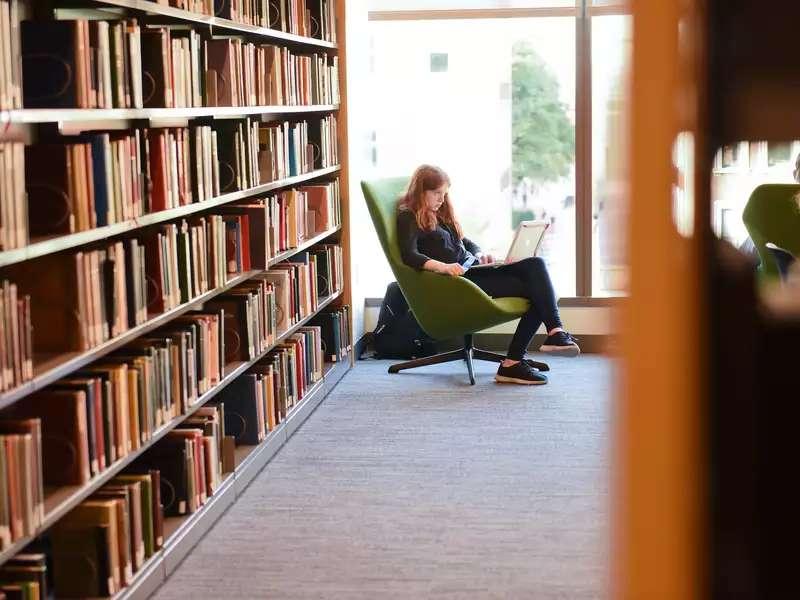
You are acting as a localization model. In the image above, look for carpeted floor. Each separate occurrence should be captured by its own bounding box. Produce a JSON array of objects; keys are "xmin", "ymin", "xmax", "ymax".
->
[{"xmin": 152, "ymin": 355, "xmax": 610, "ymax": 599}]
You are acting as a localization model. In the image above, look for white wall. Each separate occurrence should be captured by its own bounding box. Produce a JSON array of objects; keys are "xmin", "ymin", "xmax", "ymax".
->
[
  {"xmin": 344, "ymin": 0, "xmax": 374, "ymax": 345},
  {"xmin": 363, "ymin": 304, "xmax": 616, "ymax": 337}
]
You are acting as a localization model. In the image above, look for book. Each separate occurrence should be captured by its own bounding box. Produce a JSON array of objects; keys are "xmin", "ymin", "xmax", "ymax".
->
[
  {"xmin": 53, "ymin": 499, "xmax": 123, "ymax": 595},
  {"xmin": 218, "ymin": 375, "xmax": 262, "ymax": 446}
]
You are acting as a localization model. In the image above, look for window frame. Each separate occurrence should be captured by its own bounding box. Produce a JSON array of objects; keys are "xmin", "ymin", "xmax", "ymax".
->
[{"xmin": 368, "ymin": 1, "xmax": 631, "ymax": 300}]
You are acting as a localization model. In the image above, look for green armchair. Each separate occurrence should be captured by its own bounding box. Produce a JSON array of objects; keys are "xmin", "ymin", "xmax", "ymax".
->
[
  {"xmin": 742, "ymin": 183, "xmax": 800, "ymax": 280},
  {"xmin": 361, "ymin": 177, "xmax": 548, "ymax": 385}
]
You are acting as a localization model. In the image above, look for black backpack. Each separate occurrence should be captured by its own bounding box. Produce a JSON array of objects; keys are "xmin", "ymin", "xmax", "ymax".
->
[{"xmin": 372, "ymin": 282, "xmax": 438, "ymax": 360}]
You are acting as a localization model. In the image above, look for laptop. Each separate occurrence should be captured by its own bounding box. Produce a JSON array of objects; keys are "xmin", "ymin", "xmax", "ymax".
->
[{"xmin": 461, "ymin": 220, "xmax": 549, "ymax": 270}]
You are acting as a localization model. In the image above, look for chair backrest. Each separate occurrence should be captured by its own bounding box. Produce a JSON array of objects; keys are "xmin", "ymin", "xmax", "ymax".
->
[
  {"xmin": 361, "ymin": 177, "xmax": 527, "ymax": 341},
  {"xmin": 765, "ymin": 242, "xmax": 797, "ymax": 280},
  {"xmin": 360, "ymin": 177, "xmax": 409, "ymax": 274},
  {"xmin": 742, "ymin": 184, "xmax": 800, "ymax": 280},
  {"xmin": 360, "ymin": 178, "xmax": 442, "ymax": 334}
]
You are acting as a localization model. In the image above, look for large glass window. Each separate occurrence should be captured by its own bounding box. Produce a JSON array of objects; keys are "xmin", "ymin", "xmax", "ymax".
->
[
  {"xmin": 365, "ymin": 1, "xmax": 631, "ymax": 299},
  {"xmin": 370, "ymin": 1, "xmax": 578, "ymax": 9},
  {"xmin": 367, "ymin": 17, "xmax": 577, "ymax": 296},
  {"xmin": 591, "ymin": 14, "xmax": 631, "ymax": 295}
]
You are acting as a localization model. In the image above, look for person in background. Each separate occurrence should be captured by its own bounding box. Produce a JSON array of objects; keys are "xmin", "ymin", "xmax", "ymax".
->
[
  {"xmin": 396, "ymin": 164, "xmax": 580, "ymax": 386},
  {"xmin": 738, "ymin": 152, "xmax": 800, "ymax": 262}
]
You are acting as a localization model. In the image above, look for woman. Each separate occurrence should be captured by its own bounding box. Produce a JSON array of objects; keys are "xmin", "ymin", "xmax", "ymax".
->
[{"xmin": 397, "ymin": 164, "xmax": 580, "ymax": 385}]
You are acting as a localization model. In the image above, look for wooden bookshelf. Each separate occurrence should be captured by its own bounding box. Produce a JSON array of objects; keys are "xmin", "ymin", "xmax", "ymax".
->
[
  {"xmin": 80, "ymin": 0, "xmax": 339, "ymax": 50},
  {"xmin": 0, "ymin": 166, "xmax": 341, "ymax": 268},
  {"xmin": 0, "ymin": 0, "xmax": 353, "ymax": 595},
  {"xmin": 0, "ymin": 269, "xmax": 258, "ymax": 409},
  {"xmin": 0, "ymin": 289, "xmax": 345, "ymax": 566}
]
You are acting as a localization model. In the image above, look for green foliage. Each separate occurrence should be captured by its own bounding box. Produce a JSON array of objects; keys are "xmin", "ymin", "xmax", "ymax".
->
[
  {"xmin": 512, "ymin": 42, "xmax": 575, "ymax": 187},
  {"xmin": 512, "ymin": 209, "xmax": 535, "ymax": 229}
]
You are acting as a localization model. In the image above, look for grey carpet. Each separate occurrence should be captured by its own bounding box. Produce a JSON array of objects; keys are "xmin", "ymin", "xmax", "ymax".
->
[{"xmin": 152, "ymin": 355, "xmax": 610, "ymax": 599}]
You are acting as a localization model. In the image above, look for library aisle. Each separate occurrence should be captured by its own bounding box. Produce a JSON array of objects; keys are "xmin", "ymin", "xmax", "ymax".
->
[{"xmin": 153, "ymin": 356, "xmax": 609, "ymax": 599}]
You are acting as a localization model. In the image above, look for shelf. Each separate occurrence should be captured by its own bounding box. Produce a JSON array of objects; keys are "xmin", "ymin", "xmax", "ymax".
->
[
  {"xmin": 81, "ymin": 0, "xmax": 338, "ymax": 50},
  {"xmin": 0, "ymin": 104, "xmax": 339, "ymax": 127},
  {"xmin": 0, "ymin": 290, "xmax": 343, "ymax": 566},
  {"xmin": 0, "ymin": 270, "xmax": 261, "ymax": 410},
  {"xmin": 0, "ymin": 166, "xmax": 341, "ymax": 269},
  {"xmin": 268, "ymin": 225, "xmax": 342, "ymax": 267}
]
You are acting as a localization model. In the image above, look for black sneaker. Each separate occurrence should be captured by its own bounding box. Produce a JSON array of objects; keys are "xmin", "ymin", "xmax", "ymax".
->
[
  {"xmin": 523, "ymin": 358, "xmax": 549, "ymax": 372},
  {"xmin": 539, "ymin": 332, "xmax": 581, "ymax": 357},
  {"xmin": 495, "ymin": 361, "xmax": 548, "ymax": 385}
]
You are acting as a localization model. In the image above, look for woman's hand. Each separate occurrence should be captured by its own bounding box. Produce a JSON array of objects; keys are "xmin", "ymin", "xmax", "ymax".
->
[
  {"xmin": 422, "ymin": 259, "xmax": 465, "ymax": 276},
  {"xmin": 478, "ymin": 253, "xmax": 497, "ymax": 265},
  {"xmin": 440, "ymin": 262, "xmax": 465, "ymax": 276}
]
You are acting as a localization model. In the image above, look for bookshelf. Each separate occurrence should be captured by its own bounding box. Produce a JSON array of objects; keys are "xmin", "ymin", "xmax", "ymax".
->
[
  {"xmin": 80, "ymin": 0, "xmax": 339, "ymax": 49},
  {"xmin": 0, "ymin": 166, "xmax": 340, "ymax": 269},
  {"xmin": 0, "ymin": 0, "xmax": 352, "ymax": 597},
  {"xmin": 0, "ymin": 288, "xmax": 343, "ymax": 565}
]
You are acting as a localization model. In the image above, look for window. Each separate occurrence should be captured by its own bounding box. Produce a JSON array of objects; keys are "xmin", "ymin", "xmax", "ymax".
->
[
  {"xmin": 591, "ymin": 14, "xmax": 631, "ymax": 295},
  {"xmin": 712, "ymin": 140, "xmax": 800, "ymax": 247},
  {"xmin": 366, "ymin": 1, "xmax": 631, "ymax": 299},
  {"xmin": 430, "ymin": 53, "xmax": 449, "ymax": 71},
  {"xmin": 370, "ymin": 0, "xmax": 578, "ymax": 10}
]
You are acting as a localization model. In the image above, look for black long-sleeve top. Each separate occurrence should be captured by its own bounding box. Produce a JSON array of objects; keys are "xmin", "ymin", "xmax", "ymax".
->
[{"xmin": 396, "ymin": 209, "xmax": 481, "ymax": 270}]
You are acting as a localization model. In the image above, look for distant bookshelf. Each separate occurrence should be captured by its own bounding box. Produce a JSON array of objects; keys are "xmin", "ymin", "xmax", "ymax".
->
[{"xmin": 0, "ymin": 0, "xmax": 351, "ymax": 597}]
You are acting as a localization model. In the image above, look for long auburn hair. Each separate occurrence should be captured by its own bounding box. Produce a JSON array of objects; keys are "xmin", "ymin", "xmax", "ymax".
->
[{"xmin": 398, "ymin": 165, "xmax": 463, "ymax": 237}]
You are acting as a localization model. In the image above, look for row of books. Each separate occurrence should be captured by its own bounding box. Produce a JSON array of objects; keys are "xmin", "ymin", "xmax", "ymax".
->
[
  {"xmin": 207, "ymin": 276, "xmax": 278, "ymax": 365},
  {"xmin": 0, "ymin": 297, "xmax": 345, "ymax": 553},
  {"xmin": 0, "ymin": 229, "xmax": 340, "ymax": 401},
  {"xmin": 19, "ymin": 19, "xmax": 339, "ymax": 110},
  {"xmin": 0, "ymin": 281, "xmax": 32, "ymax": 394},
  {"xmin": 22, "ymin": 19, "xmax": 143, "ymax": 111},
  {"xmin": 0, "ymin": 267, "xmax": 326, "ymax": 486},
  {"xmin": 2, "ymin": 311, "xmax": 225, "ymax": 494},
  {"xmin": 51, "ymin": 469, "xmax": 164, "ymax": 597},
  {"xmin": 155, "ymin": 0, "xmax": 337, "ymax": 42},
  {"xmin": 310, "ymin": 305, "xmax": 351, "ymax": 363},
  {"xmin": 2, "ymin": 214, "xmax": 252, "ymax": 355},
  {"xmin": 264, "ymin": 180, "xmax": 342, "ymax": 257},
  {"xmin": 218, "ymin": 325, "xmax": 324, "ymax": 444},
  {"xmin": 259, "ymin": 118, "xmax": 330, "ymax": 182},
  {"xmin": 0, "ymin": 116, "xmax": 337, "ymax": 251},
  {"xmin": 0, "ymin": 281, "xmax": 279, "ymax": 550},
  {"xmin": 267, "ymin": 244, "xmax": 344, "ymax": 331},
  {"xmin": 0, "ymin": 143, "xmax": 25, "ymax": 252},
  {"xmin": 0, "ymin": 552, "xmax": 46, "ymax": 599},
  {"xmin": 0, "ymin": 419, "xmax": 43, "ymax": 552},
  {"xmin": 269, "ymin": 0, "xmax": 338, "ymax": 40},
  {"xmin": 0, "ymin": 303, "xmax": 349, "ymax": 591},
  {"xmin": 0, "ymin": 0, "xmax": 22, "ymax": 112},
  {"xmin": 205, "ymin": 38, "xmax": 339, "ymax": 107}
]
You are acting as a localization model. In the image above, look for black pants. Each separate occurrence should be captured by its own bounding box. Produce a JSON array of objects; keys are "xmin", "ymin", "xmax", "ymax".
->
[{"xmin": 463, "ymin": 257, "xmax": 562, "ymax": 360}]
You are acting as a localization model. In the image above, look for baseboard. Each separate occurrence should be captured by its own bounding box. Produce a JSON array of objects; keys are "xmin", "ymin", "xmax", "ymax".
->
[
  {"xmin": 473, "ymin": 333, "xmax": 613, "ymax": 355},
  {"xmin": 360, "ymin": 332, "xmax": 612, "ymax": 357}
]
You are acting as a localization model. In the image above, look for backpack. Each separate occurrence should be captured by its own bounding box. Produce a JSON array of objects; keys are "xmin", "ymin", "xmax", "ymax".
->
[{"xmin": 372, "ymin": 282, "xmax": 438, "ymax": 360}]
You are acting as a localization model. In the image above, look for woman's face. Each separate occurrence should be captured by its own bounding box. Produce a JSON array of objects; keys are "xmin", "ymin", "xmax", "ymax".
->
[{"xmin": 423, "ymin": 184, "xmax": 449, "ymax": 213}]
